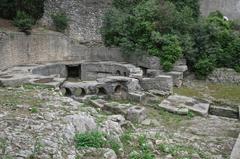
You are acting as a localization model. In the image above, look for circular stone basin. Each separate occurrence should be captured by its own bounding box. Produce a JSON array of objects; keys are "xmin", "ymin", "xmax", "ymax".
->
[{"xmin": 34, "ymin": 78, "xmax": 54, "ymax": 83}]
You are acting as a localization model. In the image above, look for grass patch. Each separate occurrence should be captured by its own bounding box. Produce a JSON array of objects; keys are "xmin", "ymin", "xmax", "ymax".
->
[
  {"xmin": 75, "ymin": 131, "xmax": 105, "ymax": 149},
  {"xmin": 158, "ymin": 143, "xmax": 208, "ymax": 159},
  {"xmin": 74, "ymin": 131, "xmax": 122, "ymax": 155},
  {"xmin": 174, "ymin": 87, "xmax": 203, "ymax": 98},
  {"xmin": 207, "ymin": 84, "xmax": 240, "ymax": 103},
  {"xmin": 120, "ymin": 132, "xmax": 155, "ymax": 159},
  {"xmin": 0, "ymin": 88, "xmax": 44, "ymax": 109},
  {"xmin": 23, "ymin": 83, "xmax": 54, "ymax": 90},
  {"xmin": 174, "ymin": 82, "xmax": 240, "ymax": 105},
  {"xmin": 147, "ymin": 107, "xmax": 194, "ymax": 127},
  {"xmin": 30, "ymin": 107, "xmax": 38, "ymax": 113}
]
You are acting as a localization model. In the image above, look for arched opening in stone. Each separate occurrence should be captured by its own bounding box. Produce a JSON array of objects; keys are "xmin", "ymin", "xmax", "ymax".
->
[
  {"xmin": 116, "ymin": 70, "xmax": 121, "ymax": 76},
  {"xmin": 65, "ymin": 88, "xmax": 72, "ymax": 96},
  {"xmin": 123, "ymin": 72, "xmax": 127, "ymax": 77},
  {"xmin": 73, "ymin": 88, "xmax": 86, "ymax": 97},
  {"xmin": 97, "ymin": 87, "xmax": 107, "ymax": 95},
  {"xmin": 114, "ymin": 85, "xmax": 128, "ymax": 99}
]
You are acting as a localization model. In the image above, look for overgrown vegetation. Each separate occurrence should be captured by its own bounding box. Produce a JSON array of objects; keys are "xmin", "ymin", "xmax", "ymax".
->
[
  {"xmin": 13, "ymin": 11, "xmax": 34, "ymax": 33},
  {"xmin": 101, "ymin": 0, "xmax": 240, "ymax": 78},
  {"xmin": 0, "ymin": 0, "xmax": 45, "ymax": 20},
  {"xmin": 75, "ymin": 131, "xmax": 106, "ymax": 149},
  {"xmin": 51, "ymin": 12, "xmax": 69, "ymax": 32},
  {"xmin": 0, "ymin": 0, "xmax": 45, "ymax": 32}
]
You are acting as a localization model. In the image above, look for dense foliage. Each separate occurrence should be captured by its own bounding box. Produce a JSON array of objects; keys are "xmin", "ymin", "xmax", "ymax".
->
[
  {"xmin": 0, "ymin": 0, "xmax": 44, "ymax": 20},
  {"xmin": 0, "ymin": 0, "xmax": 45, "ymax": 32},
  {"xmin": 101, "ymin": 0, "xmax": 196, "ymax": 72},
  {"xmin": 101, "ymin": 0, "xmax": 240, "ymax": 78},
  {"xmin": 51, "ymin": 12, "xmax": 69, "ymax": 32},
  {"xmin": 13, "ymin": 11, "xmax": 34, "ymax": 33}
]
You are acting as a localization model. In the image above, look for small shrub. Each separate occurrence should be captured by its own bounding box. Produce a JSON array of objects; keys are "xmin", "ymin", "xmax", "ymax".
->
[
  {"xmin": 51, "ymin": 12, "xmax": 69, "ymax": 32},
  {"xmin": 235, "ymin": 65, "xmax": 240, "ymax": 73},
  {"xmin": 13, "ymin": 11, "xmax": 34, "ymax": 33},
  {"xmin": 194, "ymin": 58, "xmax": 215, "ymax": 79},
  {"xmin": 30, "ymin": 107, "xmax": 38, "ymax": 113},
  {"xmin": 74, "ymin": 131, "xmax": 105, "ymax": 149}
]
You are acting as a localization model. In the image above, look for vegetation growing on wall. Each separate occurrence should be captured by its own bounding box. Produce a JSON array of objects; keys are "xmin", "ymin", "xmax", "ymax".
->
[
  {"xmin": 51, "ymin": 12, "xmax": 69, "ymax": 32},
  {"xmin": 101, "ymin": 0, "xmax": 240, "ymax": 78}
]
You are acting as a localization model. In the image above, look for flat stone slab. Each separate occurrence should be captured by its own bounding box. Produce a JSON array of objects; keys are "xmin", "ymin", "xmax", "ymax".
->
[
  {"xmin": 231, "ymin": 134, "xmax": 240, "ymax": 159},
  {"xmin": 159, "ymin": 95, "xmax": 210, "ymax": 116},
  {"xmin": 158, "ymin": 103, "xmax": 189, "ymax": 115}
]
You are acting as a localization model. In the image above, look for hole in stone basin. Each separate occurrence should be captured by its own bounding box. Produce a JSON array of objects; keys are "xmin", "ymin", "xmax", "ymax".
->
[
  {"xmin": 73, "ymin": 88, "xmax": 86, "ymax": 97},
  {"xmin": 123, "ymin": 72, "xmax": 127, "ymax": 76},
  {"xmin": 67, "ymin": 65, "xmax": 81, "ymax": 78},
  {"xmin": 134, "ymin": 107, "xmax": 142, "ymax": 110},
  {"xmin": 114, "ymin": 85, "xmax": 122, "ymax": 94},
  {"xmin": 116, "ymin": 70, "xmax": 121, "ymax": 76},
  {"xmin": 65, "ymin": 88, "xmax": 72, "ymax": 97},
  {"xmin": 185, "ymin": 102, "xmax": 194, "ymax": 106},
  {"xmin": 97, "ymin": 87, "xmax": 107, "ymax": 95},
  {"xmin": 34, "ymin": 78, "xmax": 54, "ymax": 83}
]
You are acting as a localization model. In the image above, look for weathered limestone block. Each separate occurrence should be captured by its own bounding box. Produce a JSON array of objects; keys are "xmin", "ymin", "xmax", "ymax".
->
[
  {"xmin": 159, "ymin": 95, "xmax": 210, "ymax": 116},
  {"xmin": 126, "ymin": 106, "xmax": 147, "ymax": 123},
  {"xmin": 127, "ymin": 55, "xmax": 161, "ymax": 69},
  {"xmin": 32, "ymin": 64, "xmax": 67, "ymax": 78},
  {"xmin": 77, "ymin": 148, "xmax": 117, "ymax": 159},
  {"xmin": 158, "ymin": 103, "xmax": 189, "ymax": 115},
  {"xmin": 103, "ymin": 102, "xmax": 131, "ymax": 115},
  {"xmin": 128, "ymin": 91, "xmax": 146, "ymax": 102},
  {"xmin": 140, "ymin": 75, "xmax": 173, "ymax": 95},
  {"xmin": 172, "ymin": 65, "xmax": 188, "ymax": 72},
  {"xmin": 63, "ymin": 113, "xmax": 97, "ymax": 140},
  {"xmin": 81, "ymin": 61, "xmax": 143, "ymax": 81}
]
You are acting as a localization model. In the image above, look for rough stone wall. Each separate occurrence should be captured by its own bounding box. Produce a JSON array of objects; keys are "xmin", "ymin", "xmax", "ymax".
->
[
  {"xmin": 40, "ymin": 0, "xmax": 112, "ymax": 43},
  {"xmin": 0, "ymin": 31, "xmax": 123, "ymax": 70},
  {"xmin": 207, "ymin": 68, "xmax": 240, "ymax": 84},
  {"xmin": 200, "ymin": 0, "xmax": 240, "ymax": 19}
]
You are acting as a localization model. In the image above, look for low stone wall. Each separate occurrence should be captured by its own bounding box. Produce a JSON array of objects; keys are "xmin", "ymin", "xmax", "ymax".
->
[
  {"xmin": 207, "ymin": 68, "xmax": 240, "ymax": 84},
  {"xmin": 200, "ymin": 0, "xmax": 240, "ymax": 19},
  {"xmin": 0, "ymin": 31, "xmax": 124, "ymax": 70}
]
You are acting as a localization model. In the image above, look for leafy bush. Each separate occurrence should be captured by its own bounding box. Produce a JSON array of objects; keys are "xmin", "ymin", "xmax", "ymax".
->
[
  {"xmin": 0, "ymin": 0, "xmax": 45, "ymax": 20},
  {"xmin": 51, "ymin": 12, "xmax": 69, "ymax": 32},
  {"xmin": 102, "ymin": 1, "xmax": 240, "ymax": 78},
  {"xmin": 190, "ymin": 12, "xmax": 240, "ymax": 77},
  {"xmin": 194, "ymin": 58, "xmax": 215, "ymax": 79},
  {"xmin": 101, "ymin": 0, "xmax": 191, "ymax": 72},
  {"xmin": 74, "ymin": 131, "xmax": 105, "ymax": 149},
  {"xmin": 13, "ymin": 11, "xmax": 34, "ymax": 32}
]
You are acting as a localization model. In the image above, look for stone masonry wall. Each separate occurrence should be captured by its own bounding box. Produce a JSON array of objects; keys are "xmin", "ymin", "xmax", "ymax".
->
[
  {"xmin": 0, "ymin": 31, "xmax": 123, "ymax": 70},
  {"xmin": 40, "ymin": 0, "xmax": 112, "ymax": 43}
]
